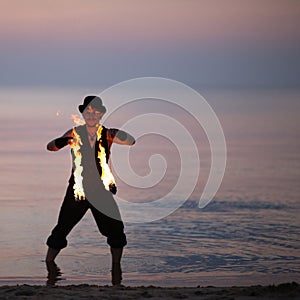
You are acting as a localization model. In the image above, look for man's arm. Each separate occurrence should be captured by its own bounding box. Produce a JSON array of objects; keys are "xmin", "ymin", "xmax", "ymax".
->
[
  {"xmin": 109, "ymin": 129, "xmax": 135, "ymax": 146},
  {"xmin": 47, "ymin": 129, "xmax": 74, "ymax": 151}
]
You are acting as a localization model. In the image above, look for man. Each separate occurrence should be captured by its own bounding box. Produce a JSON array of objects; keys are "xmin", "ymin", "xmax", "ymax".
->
[{"xmin": 45, "ymin": 96, "xmax": 135, "ymax": 286}]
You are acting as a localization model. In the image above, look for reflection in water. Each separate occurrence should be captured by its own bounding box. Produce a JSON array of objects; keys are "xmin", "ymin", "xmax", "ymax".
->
[{"xmin": 46, "ymin": 261, "xmax": 64, "ymax": 286}]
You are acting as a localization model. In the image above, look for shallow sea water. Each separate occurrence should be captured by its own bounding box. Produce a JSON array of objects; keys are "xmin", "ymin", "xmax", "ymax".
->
[{"xmin": 0, "ymin": 87, "xmax": 299, "ymax": 286}]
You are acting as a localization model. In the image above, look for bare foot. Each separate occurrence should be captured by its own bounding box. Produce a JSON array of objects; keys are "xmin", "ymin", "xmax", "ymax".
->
[
  {"xmin": 46, "ymin": 261, "xmax": 63, "ymax": 286},
  {"xmin": 111, "ymin": 263, "xmax": 122, "ymax": 286}
]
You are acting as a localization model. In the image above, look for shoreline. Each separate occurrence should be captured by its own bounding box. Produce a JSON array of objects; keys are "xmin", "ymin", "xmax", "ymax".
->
[
  {"xmin": 1, "ymin": 272, "xmax": 299, "ymax": 288},
  {"xmin": 0, "ymin": 282, "xmax": 299, "ymax": 299}
]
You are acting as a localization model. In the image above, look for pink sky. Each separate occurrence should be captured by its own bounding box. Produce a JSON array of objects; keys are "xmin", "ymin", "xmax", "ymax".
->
[
  {"xmin": 1, "ymin": 0, "xmax": 299, "ymax": 46},
  {"xmin": 0, "ymin": 0, "xmax": 299, "ymax": 87}
]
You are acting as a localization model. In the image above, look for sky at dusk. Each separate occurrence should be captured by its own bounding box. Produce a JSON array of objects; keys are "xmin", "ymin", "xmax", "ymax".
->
[{"xmin": 0, "ymin": 0, "xmax": 300, "ymax": 88}]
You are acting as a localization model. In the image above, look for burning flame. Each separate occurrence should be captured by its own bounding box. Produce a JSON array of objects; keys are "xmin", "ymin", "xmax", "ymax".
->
[
  {"xmin": 70, "ymin": 128, "xmax": 85, "ymax": 200},
  {"xmin": 97, "ymin": 126, "xmax": 117, "ymax": 192},
  {"xmin": 71, "ymin": 114, "xmax": 85, "ymax": 126},
  {"xmin": 69, "ymin": 118, "xmax": 116, "ymax": 198}
]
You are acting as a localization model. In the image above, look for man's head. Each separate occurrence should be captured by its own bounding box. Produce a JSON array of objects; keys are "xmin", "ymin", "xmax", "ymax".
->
[{"xmin": 79, "ymin": 96, "xmax": 106, "ymax": 127}]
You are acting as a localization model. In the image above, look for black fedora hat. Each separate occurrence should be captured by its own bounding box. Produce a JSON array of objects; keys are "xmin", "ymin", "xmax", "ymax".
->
[{"xmin": 78, "ymin": 96, "xmax": 106, "ymax": 113}]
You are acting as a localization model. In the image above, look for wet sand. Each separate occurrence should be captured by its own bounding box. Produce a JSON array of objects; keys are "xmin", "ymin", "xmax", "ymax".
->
[{"xmin": 0, "ymin": 282, "xmax": 299, "ymax": 299}]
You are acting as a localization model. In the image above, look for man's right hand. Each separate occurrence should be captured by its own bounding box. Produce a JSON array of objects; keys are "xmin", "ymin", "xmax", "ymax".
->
[{"xmin": 54, "ymin": 137, "xmax": 73, "ymax": 149}]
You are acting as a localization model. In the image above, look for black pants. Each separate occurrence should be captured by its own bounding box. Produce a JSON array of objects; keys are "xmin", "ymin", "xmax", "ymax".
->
[{"xmin": 46, "ymin": 180, "xmax": 127, "ymax": 250}]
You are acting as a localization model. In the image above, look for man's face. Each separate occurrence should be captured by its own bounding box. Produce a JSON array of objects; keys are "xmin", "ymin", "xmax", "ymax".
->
[{"xmin": 82, "ymin": 105, "xmax": 104, "ymax": 127}]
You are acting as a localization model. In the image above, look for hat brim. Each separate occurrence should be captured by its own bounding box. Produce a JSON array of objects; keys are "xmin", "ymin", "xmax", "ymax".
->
[{"xmin": 78, "ymin": 104, "xmax": 106, "ymax": 114}]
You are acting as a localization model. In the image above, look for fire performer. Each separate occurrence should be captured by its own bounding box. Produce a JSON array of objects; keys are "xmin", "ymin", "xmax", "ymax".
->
[{"xmin": 45, "ymin": 96, "xmax": 135, "ymax": 285}]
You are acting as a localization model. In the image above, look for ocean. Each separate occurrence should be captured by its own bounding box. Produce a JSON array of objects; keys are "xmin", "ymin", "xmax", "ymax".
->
[{"xmin": 0, "ymin": 86, "xmax": 299, "ymax": 286}]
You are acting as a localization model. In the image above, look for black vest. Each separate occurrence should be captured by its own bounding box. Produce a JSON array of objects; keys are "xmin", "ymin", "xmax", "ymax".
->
[{"xmin": 71, "ymin": 125, "xmax": 111, "ymax": 181}]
